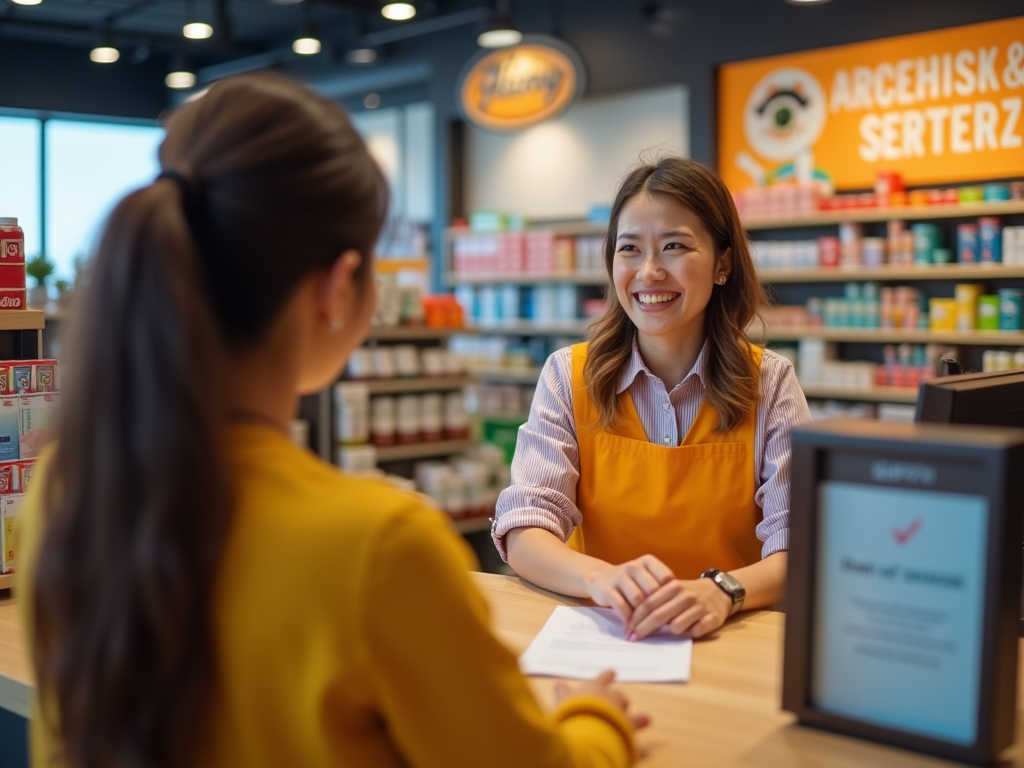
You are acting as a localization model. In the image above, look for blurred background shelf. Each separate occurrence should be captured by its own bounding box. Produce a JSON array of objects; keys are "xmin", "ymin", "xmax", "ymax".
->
[
  {"xmin": 764, "ymin": 327, "xmax": 1024, "ymax": 346},
  {"xmin": 0, "ymin": 573, "xmax": 14, "ymax": 591},
  {"xmin": 757, "ymin": 264, "xmax": 1024, "ymax": 284},
  {"xmin": 470, "ymin": 321, "xmax": 592, "ymax": 336},
  {"xmin": 471, "ymin": 366, "xmax": 544, "ymax": 384},
  {"xmin": 366, "ymin": 326, "xmax": 476, "ymax": 342},
  {"xmin": 444, "ymin": 271, "xmax": 607, "ymax": 287},
  {"xmin": 373, "ymin": 439, "xmax": 477, "ymax": 462},
  {"xmin": 357, "ymin": 376, "xmax": 476, "ymax": 395},
  {"xmin": 451, "ymin": 516, "xmax": 492, "ymax": 535},
  {"xmin": 743, "ymin": 201, "xmax": 1024, "ymax": 230},
  {"xmin": 799, "ymin": 385, "xmax": 919, "ymax": 404}
]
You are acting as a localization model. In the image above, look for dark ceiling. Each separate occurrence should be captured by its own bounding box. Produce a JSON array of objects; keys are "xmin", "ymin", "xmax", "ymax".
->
[{"xmin": 0, "ymin": 0, "xmax": 459, "ymax": 66}]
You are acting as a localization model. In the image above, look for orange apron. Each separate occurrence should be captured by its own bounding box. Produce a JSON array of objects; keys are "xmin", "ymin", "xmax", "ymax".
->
[{"xmin": 567, "ymin": 342, "xmax": 763, "ymax": 579}]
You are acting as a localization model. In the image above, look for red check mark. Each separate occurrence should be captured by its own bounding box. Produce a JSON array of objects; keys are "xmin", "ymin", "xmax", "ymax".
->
[{"xmin": 892, "ymin": 518, "xmax": 923, "ymax": 546}]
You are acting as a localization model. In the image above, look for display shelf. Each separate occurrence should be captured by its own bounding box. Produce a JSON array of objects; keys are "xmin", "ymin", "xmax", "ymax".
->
[
  {"xmin": 800, "ymin": 384, "xmax": 920, "ymax": 404},
  {"xmin": 476, "ymin": 411, "xmax": 530, "ymax": 421},
  {"xmin": 471, "ymin": 366, "xmax": 544, "ymax": 384},
  {"xmin": 366, "ymin": 326, "xmax": 476, "ymax": 342},
  {"xmin": 758, "ymin": 264, "xmax": 1024, "ymax": 284},
  {"xmin": 472, "ymin": 321, "xmax": 592, "ymax": 336},
  {"xmin": 373, "ymin": 439, "xmax": 477, "ymax": 462},
  {"xmin": 353, "ymin": 375, "xmax": 476, "ymax": 395},
  {"xmin": 0, "ymin": 310, "xmax": 45, "ymax": 332},
  {"xmin": 765, "ymin": 326, "xmax": 1024, "ymax": 346},
  {"xmin": 743, "ymin": 200, "xmax": 1024, "ymax": 230},
  {"xmin": 444, "ymin": 271, "xmax": 608, "ymax": 287},
  {"xmin": 0, "ymin": 573, "xmax": 13, "ymax": 591},
  {"xmin": 452, "ymin": 516, "xmax": 492, "ymax": 534},
  {"xmin": 447, "ymin": 222, "xmax": 607, "ymax": 239}
]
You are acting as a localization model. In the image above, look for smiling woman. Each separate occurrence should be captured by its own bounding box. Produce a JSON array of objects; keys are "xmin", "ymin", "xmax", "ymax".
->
[{"xmin": 494, "ymin": 156, "xmax": 812, "ymax": 645}]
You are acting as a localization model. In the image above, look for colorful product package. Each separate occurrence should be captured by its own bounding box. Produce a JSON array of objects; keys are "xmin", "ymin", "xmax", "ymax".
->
[
  {"xmin": 0, "ymin": 460, "xmax": 16, "ymax": 494},
  {"xmin": 33, "ymin": 359, "xmax": 58, "ymax": 392},
  {"xmin": 15, "ymin": 460, "xmax": 34, "ymax": 494},
  {"xmin": 0, "ymin": 364, "xmax": 12, "ymax": 396},
  {"xmin": 0, "ymin": 397, "xmax": 19, "ymax": 461},
  {"xmin": 18, "ymin": 392, "xmax": 60, "ymax": 459},
  {"xmin": 11, "ymin": 364, "xmax": 32, "ymax": 395},
  {"xmin": 1, "ymin": 493, "xmax": 22, "ymax": 573}
]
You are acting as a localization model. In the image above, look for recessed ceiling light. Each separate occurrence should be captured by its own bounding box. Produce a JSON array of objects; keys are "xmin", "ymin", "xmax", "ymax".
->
[
  {"xmin": 381, "ymin": 3, "xmax": 416, "ymax": 21},
  {"xmin": 347, "ymin": 47, "xmax": 378, "ymax": 65},
  {"xmin": 166, "ymin": 71, "xmax": 197, "ymax": 89},
  {"xmin": 10, "ymin": 0, "xmax": 42, "ymax": 6},
  {"xmin": 183, "ymin": 22, "xmax": 214, "ymax": 39},
  {"xmin": 90, "ymin": 46, "xmax": 120, "ymax": 63}
]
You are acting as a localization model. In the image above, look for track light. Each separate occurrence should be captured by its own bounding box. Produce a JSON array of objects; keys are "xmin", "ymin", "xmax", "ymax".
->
[
  {"xmin": 183, "ymin": 22, "xmax": 214, "ymax": 39},
  {"xmin": 292, "ymin": 18, "xmax": 321, "ymax": 55},
  {"xmin": 166, "ymin": 56, "xmax": 197, "ymax": 89},
  {"xmin": 90, "ymin": 45, "xmax": 120, "ymax": 63},
  {"xmin": 381, "ymin": 3, "xmax": 416, "ymax": 21}
]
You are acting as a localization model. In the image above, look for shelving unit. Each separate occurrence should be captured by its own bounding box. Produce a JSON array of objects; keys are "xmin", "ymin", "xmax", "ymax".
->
[
  {"xmin": 366, "ymin": 325, "xmax": 475, "ymax": 342},
  {"xmin": 373, "ymin": 439, "xmax": 477, "ymax": 462},
  {"xmin": 473, "ymin": 321, "xmax": 592, "ymax": 336},
  {"xmin": 764, "ymin": 327, "xmax": 1024, "ymax": 346},
  {"xmin": 451, "ymin": 516, "xmax": 493, "ymax": 534},
  {"xmin": 357, "ymin": 375, "xmax": 476, "ymax": 395},
  {"xmin": 0, "ymin": 573, "xmax": 13, "ymax": 591},
  {"xmin": 472, "ymin": 366, "xmax": 544, "ymax": 384},
  {"xmin": 757, "ymin": 264, "xmax": 1024, "ymax": 284},
  {"xmin": 743, "ymin": 200, "xmax": 1024, "ymax": 230},
  {"xmin": 444, "ymin": 271, "xmax": 607, "ymax": 287},
  {"xmin": 752, "ymin": 198, "xmax": 1024, "ymax": 413}
]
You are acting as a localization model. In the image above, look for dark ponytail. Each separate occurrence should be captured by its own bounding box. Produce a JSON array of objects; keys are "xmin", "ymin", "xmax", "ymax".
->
[{"xmin": 31, "ymin": 74, "xmax": 387, "ymax": 768}]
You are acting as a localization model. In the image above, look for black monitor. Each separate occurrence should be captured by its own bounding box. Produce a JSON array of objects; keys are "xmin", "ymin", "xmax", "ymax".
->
[{"xmin": 916, "ymin": 368, "xmax": 1024, "ymax": 429}]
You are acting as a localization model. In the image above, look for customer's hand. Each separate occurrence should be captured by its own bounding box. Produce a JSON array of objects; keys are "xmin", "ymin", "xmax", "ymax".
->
[
  {"xmin": 553, "ymin": 670, "xmax": 650, "ymax": 731},
  {"xmin": 625, "ymin": 577, "xmax": 732, "ymax": 641},
  {"xmin": 583, "ymin": 555, "xmax": 675, "ymax": 624}
]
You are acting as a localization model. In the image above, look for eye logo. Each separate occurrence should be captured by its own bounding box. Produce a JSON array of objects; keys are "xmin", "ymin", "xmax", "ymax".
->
[{"xmin": 743, "ymin": 67, "xmax": 827, "ymax": 162}]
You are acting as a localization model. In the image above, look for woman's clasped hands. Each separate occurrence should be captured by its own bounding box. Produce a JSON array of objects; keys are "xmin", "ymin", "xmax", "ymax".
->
[{"xmin": 583, "ymin": 555, "xmax": 734, "ymax": 641}]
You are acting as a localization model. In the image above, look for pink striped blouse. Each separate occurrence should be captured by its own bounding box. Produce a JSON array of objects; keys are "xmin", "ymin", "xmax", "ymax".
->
[{"xmin": 491, "ymin": 340, "xmax": 812, "ymax": 563}]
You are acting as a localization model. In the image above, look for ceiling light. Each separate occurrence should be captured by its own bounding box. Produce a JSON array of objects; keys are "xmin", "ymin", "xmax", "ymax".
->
[
  {"xmin": 477, "ymin": 27, "xmax": 521, "ymax": 48},
  {"xmin": 347, "ymin": 47, "xmax": 377, "ymax": 65},
  {"xmin": 166, "ymin": 70, "xmax": 196, "ymax": 89},
  {"xmin": 381, "ymin": 3, "xmax": 416, "ymax": 21},
  {"xmin": 183, "ymin": 22, "xmax": 214, "ymax": 39},
  {"xmin": 293, "ymin": 36, "xmax": 321, "ymax": 55},
  {"xmin": 364, "ymin": 93, "xmax": 381, "ymax": 109},
  {"xmin": 90, "ymin": 45, "xmax": 120, "ymax": 63},
  {"xmin": 10, "ymin": 0, "xmax": 42, "ymax": 6},
  {"xmin": 478, "ymin": 1, "xmax": 521, "ymax": 48}
]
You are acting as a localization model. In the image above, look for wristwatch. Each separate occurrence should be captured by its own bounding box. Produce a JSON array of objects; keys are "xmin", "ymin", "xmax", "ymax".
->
[{"xmin": 700, "ymin": 568, "xmax": 746, "ymax": 616}]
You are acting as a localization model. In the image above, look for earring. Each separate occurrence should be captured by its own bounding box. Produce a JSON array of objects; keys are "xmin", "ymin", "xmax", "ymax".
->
[
  {"xmin": 328, "ymin": 317, "xmax": 343, "ymax": 333},
  {"xmin": 717, "ymin": 275, "xmax": 727, "ymax": 285}
]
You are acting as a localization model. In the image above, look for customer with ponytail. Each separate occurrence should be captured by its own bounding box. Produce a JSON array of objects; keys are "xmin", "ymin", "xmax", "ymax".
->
[
  {"xmin": 18, "ymin": 74, "xmax": 644, "ymax": 768},
  {"xmin": 494, "ymin": 157, "xmax": 811, "ymax": 642}
]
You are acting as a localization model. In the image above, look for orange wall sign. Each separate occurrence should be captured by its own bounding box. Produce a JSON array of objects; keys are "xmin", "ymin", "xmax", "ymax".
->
[
  {"xmin": 458, "ymin": 36, "xmax": 586, "ymax": 131},
  {"xmin": 718, "ymin": 17, "xmax": 1024, "ymax": 192}
]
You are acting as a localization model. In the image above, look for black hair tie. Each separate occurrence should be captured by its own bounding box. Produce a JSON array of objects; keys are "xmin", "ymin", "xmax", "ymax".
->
[{"xmin": 157, "ymin": 167, "xmax": 204, "ymax": 211}]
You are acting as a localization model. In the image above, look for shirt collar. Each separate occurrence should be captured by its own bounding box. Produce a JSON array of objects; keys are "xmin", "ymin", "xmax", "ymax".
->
[{"xmin": 617, "ymin": 336, "xmax": 709, "ymax": 395}]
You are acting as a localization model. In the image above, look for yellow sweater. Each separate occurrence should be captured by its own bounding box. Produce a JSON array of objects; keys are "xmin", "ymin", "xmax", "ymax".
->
[{"xmin": 18, "ymin": 425, "xmax": 635, "ymax": 768}]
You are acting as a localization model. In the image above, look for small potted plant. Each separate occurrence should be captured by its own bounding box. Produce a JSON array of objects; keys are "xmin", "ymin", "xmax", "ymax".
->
[{"xmin": 25, "ymin": 254, "xmax": 55, "ymax": 307}]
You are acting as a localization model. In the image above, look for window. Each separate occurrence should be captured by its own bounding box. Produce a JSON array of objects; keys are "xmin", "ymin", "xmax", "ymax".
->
[
  {"xmin": 45, "ymin": 120, "xmax": 164, "ymax": 280},
  {"xmin": 0, "ymin": 117, "xmax": 42, "ymax": 260}
]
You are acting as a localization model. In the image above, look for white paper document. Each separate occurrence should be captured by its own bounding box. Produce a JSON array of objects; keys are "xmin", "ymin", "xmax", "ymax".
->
[{"xmin": 519, "ymin": 605, "xmax": 693, "ymax": 683}]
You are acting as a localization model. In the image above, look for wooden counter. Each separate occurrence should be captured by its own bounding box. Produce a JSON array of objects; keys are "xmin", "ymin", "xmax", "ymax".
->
[{"xmin": 3, "ymin": 573, "xmax": 1024, "ymax": 766}]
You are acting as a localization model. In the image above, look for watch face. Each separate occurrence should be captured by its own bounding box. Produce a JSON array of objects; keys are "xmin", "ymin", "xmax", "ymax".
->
[{"xmin": 715, "ymin": 571, "xmax": 746, "ymax": 599}]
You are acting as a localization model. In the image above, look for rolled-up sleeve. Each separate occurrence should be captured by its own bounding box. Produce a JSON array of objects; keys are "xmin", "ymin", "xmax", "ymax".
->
[
  {"xmin": 753, "ymin": 352, "xmax": 812, "ymax": 559},
  {"xmin": 492, "ymin": 348, "xmax": 582, "ymax": 562}
]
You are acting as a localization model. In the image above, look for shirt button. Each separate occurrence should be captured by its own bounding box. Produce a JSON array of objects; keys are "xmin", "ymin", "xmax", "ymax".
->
[
  {"xmin": 663, "ymin": 436, "xmax": 671, "ymax": 444},
  {"xmin": 662, "ymin": 402, "xmax": 671, "ymax": 411}
]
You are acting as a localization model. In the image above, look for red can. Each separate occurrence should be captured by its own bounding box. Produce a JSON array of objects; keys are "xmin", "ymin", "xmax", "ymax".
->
[{"xmin": 0, "ymin": 219, "xmax": 24, "ymax": 265}]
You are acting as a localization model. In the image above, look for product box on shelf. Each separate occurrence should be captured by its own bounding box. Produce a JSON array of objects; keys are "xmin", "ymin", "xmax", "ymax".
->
[
  {"xmin": 0, "ymin": 459, "xmax": 33, "ymax": 495},
  {"xmin": 18, "ymin": 392, "xmax": 61, "ymax": 460},
  {"xmin": 0, "ymin": 217, "xmax": 25, "ymax": 312},
  {"xmin": 1, "ymin": 492, "xmax": 22, "ymax": 573},
  {"xmin": 0, "ymin": 359, "xmax": 61, "ymax": 395}
]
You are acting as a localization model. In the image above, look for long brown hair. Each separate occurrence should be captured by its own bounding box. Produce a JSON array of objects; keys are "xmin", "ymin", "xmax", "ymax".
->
[
  {"xmin": 31, "ymin": 74, "xmax": 387, "ymax": 768},
  {"xmin": 585, "ymin": 156, "xmax": 766, "ymax": 432}
]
